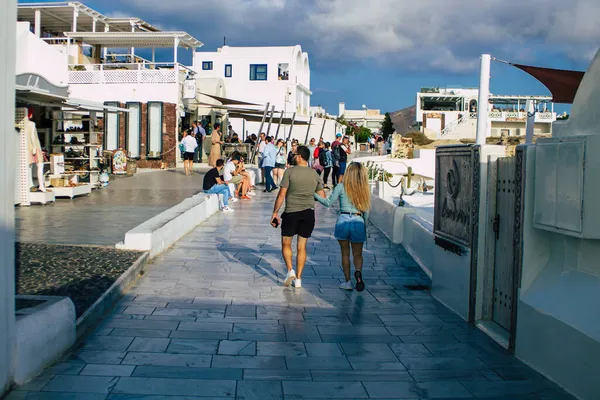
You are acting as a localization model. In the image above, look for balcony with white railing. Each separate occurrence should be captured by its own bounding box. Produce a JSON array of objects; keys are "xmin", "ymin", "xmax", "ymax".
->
[
  {"xmin": 468, "ymin": 111, "xmax": 556, "ymax": 123},
  {"xmin": 68, "ymin": 63, "xmax": 191, "ymax": 85}
]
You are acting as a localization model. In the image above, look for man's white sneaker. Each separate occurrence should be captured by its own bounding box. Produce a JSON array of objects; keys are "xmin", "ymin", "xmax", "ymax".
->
[
  {"xmin": 339, "ymin": 281, "xmax": 353, "ymax": 290},
  {"xmin": 230, "ymin": 197, "xmax": 239, "ymax": 203},
  {"xmin": 222, "ymin": 206, "xmax": 235, "ymax": 213},
  {"xmin": 284, "ymin": 270, "xmax": 296, "ymax": 287},
  {"xmin": 293, "ymin": 279, "xmax": 302, "ymax": 288},
  {"xmin": 247, "ymin": 191, "xmax": 255, "ymax": 197}
]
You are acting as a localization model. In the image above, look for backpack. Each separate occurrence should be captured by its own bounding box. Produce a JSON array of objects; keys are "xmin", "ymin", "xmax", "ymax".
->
[
  {"xmin": 319, "ymin": 149, "xmax": 328, "ymax": 166},
  {"xmin": 333, "ymin": 145, "xmax": 345, "ymax": 162}
]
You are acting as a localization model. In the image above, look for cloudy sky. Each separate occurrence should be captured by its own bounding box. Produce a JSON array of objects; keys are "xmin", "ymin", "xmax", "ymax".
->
[{"xmin": 32, "ymin": 0, "xmax": 599, "ymax": 113}]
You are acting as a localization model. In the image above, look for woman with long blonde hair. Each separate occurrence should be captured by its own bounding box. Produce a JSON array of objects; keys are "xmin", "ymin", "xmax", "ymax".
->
[{"xmin": 314, "ymin": 162, "xmax": 370, "ymax": 291}]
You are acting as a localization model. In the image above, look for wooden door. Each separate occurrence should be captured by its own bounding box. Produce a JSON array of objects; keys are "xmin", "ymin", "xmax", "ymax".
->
[{"xmin": 492, "ymin": 157, "xmax": 517, "ymax": 330}]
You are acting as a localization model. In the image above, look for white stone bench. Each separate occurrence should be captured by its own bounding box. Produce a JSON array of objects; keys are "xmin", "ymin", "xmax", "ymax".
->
[{"xmin": 117, "ymin": 192, "xmax": 220, "ymax": 258}]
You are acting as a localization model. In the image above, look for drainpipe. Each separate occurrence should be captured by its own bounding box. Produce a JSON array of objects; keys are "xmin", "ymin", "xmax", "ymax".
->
[{"xmin": 476, "ymin": 54, "xmax": 491, "ymax": 146}]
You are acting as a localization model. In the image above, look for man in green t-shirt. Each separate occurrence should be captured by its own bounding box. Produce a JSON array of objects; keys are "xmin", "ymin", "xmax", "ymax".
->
[{"xmin": 271, "ymin": 146, "xmax": 325, "ymax": 288}]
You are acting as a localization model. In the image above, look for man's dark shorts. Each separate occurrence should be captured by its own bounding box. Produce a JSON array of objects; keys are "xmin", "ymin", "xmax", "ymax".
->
[{"xmin": 281, "ymin": 209, "xmax": 315, "ymax": 238}]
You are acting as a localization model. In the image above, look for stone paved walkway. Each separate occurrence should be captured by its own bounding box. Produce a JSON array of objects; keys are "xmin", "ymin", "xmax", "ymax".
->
[
  {"xmin": 16, "ymin": 168, "xmax": 210, "ymax": 246},
  {"xmin": 12, "ymin": 191, "xmax": 574, "ymax": 399}
]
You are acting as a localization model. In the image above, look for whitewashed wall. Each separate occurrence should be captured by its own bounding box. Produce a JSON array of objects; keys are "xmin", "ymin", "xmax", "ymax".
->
[
  {"xmin": 15, "ymin": 22, "xmax": 68, "ymax": 86},
  {"xmin": 69, "ymin": 83, "xmax": 179, "ymax": 104},
  {"xmin": 193, "ymin": 46, "xmax": 310, "ymax": 116},
  {"xmin": 1, "ymin": 0, "xmax": 17, "ymax": 394}
]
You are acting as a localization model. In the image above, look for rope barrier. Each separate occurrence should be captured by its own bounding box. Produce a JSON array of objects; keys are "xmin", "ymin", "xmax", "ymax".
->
[{"xmin": 384, "ymin": 174, "xmax": 404, "ymax": 188}]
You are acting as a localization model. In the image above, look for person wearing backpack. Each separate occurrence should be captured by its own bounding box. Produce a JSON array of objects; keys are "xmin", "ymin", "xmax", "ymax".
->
[
  {"xmin": 337, "ymin": 136, "xmax": 351, "ymax": 182},
  {"xmin": 312, "ymin": 141, "xmax": 324, "ymax": 175},
  {"xmin": 331, "ymin": 133, "xmax": 342, "ymax": 186},
  {"xmin": 321, "ymin": 142, "xmax": 333, "ymax": 190}
]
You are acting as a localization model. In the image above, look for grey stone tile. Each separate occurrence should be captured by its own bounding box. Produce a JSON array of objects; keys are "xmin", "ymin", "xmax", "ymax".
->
[
  {"xmin": 320, "ymin": 334, "xmax": 401, "ymax": 343},
  {"xmin": 177, "ymin": 321, "xmax": 233, "ymax": 332},
  {"xmin": 397, "ymin": 334, "xmax": 460, "ymax": 344},
  {"xmin": 349, "ymin": 361, "xmax": 407, "ymax": 371},
  {"xmin": 211, "ymin": 355, "xmax": 286, "ymax": 369},
  {"xmin": 110, "ymin": 329, "xmax": 171, "ymax": 338},
  {"xmin": 218, "ymin": 340, "xmax": 256, "ymax": 356},
  {"xmin": 363, "ymin": 381, "xmax": 472, "ymax": 398},
  {"xmin": 304, "ymin": 343, "xmax": 344, "ymax": 357},
  {"xmin": 389, "ymin": 343, "xmax": 433, "ymax": 358},
  {"xmin": 42, "ymin": 376, "xmax": 119, "ymax": 394},
  {"xmin": 169, "ymin": 330, "xmax": 229, "ymax": 340},
  {"xmin": 83, "ymin": 336, "xmax": 134, "ymax": 352},
  {"xmin": 47, "ymin": 363, "xmax": 85, "ymax": 375},
  {"xmin": 80, "ymin": 364, "xmax": 135, "ymax": 377},
  {"xmin": 409, "ymin": 369, "xmax": 493, "ymax": 382},
  {"xmin": 2, "ymin": 392, "xmax": 29, "ymax": 400},
  {"xmin": 236, "ymin": 381, "xmax": 282, "ymax": 400},
  {"xmin": 312, "ymin": 370, "xmax": 413, "ymax": 381},
  {"xmin": 132, "ymin": 366, "xmax": 242, "ymax": 380},
  {"xmin": 286, "ymin": 356, "xmax": 352, "ymax": 370},
  {"xmin": 401, "ymin": 357, "xmax": 487, "ymax": 371},
  {"xmin": 225, "ymin": 305, "xmax": 257, "ymax": 318},
  {"xmin": 108, "ymin": 396, "xmax": 222, "ymax": 400},
  {"xmin": 228, "ymin": 332, "xmax": 287, "ymax": 342},
  {"xmin": 27, "ymin": 393, "xmax": 108, "ymax": 400},
  {"xmin": 282, "ymin": 324, "xmax": 322, "ymax": 342},
  {"xmin": 103, "ymin": 320, "xmax": 179, "ymax": 331},
  {"xmin": 460, "ymin": 380, "xmax": 553, "ymax": 397},
  {"xmin": 257, "ymin": 342, "xmax": 306, "ymax": 357},
  {"xmin": 112, "ymin": 377, "xmax": 235, "ymax": 397},
  {"xmin": 283, "ymin": 381, "xmax": 368, "ymax": 398},
  {"xmin": 70, "ymin": 351, "xmax": 126, "ymax": 365},
  {"xmin": 152, "ymin": 308, "xmax": 223, "ymax": 319},
  {"xmin": 123, "ymin": 306, "xmax": 156, "ymax": 315},
  {"xmin": 127, "ymin": 338, "xmax": 170, "ymax": 353},
  {"xmin": 424, "ymin": 343, "xmax": 482, "ymax": 357},
  {"xmin": 233, "ymin": 323, "xmax": 284, "ymax": 334},
  {"xmin": 242, "ymin": 370, "xmax": 311, "ymax": 381},
  {"xmin": 340, "ymin": 343, "xmax": 398, "ymax": 361},
  {"xmin": 166, "ymin": 339, "xmax": 218, "ymax": 354},
  {"xmin": 121, "ymin": 352, "xmax": 211, "ymax": 367}
]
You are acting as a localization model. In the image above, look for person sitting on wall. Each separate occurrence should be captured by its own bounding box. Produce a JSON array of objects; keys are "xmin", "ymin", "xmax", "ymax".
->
[{"xmin": 223, "ymin": 154, "xmax": 251, "ymax": 200}]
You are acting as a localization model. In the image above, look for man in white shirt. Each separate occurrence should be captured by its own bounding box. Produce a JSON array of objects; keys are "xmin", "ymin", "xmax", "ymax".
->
[
  {"xmin": 181, "ymin": 131, "xmax": 198, "ymax": 176},
  {"xmin": 223, "ymin": 155, "xmax": 251, "ymax": 200}
]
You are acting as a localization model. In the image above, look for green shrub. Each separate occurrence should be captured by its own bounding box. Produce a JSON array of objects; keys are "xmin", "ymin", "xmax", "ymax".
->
[{"xmin": 404, "ymin": 132, "xmax": 434, "ymax": 146}]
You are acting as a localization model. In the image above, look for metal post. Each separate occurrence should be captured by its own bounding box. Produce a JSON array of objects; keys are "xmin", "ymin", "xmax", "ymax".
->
[
  {"xmin": 274, "ymin": 111, "xmax": 284, "ymax": 140},
  {"xmin": 103, "ymin": 24, "xmax": 109, "ymax": 60},
  {"xmin": 72, "ymin": 8, "xmax": 78, "ymax": 32},
  {"xmin": 242, "ymin": 119, "xmax": 246, "ymax": 141},
  {"xmin": 286, "ymin": 112, "xmax": 296, "ymax": 142},
  {"xmin": 34, "ymin": 9, "xmax": 41, "ymax": 37},
  {"xmin": 525, "ymin": 99, "xmax": 535, "ymax": 144},
  {"xmin": 303, "ymin": 116, "xmax": 313, "ymax": 145},
  {"xmin": 318, "ymin": 119, "xmax": 326, "ymax": 142},
  {"xmin": 250, "ymin": 102, "xmax": 270, "ymax": 163},
  {"xmin": 265, "ymin": 105, "xmax": 275, "ymax": 136},
  {"xmin": 476, "ymin": 54, "xmax": 491, "ymax": 146}
]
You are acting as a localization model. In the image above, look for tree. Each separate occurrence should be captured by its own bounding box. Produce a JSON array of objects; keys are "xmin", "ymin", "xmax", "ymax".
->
[
  {"xmin": 380, "ymin": 112, "xmax": 395, "ymax": 140},
  {"xmin": 357, "ymin": 126, "xmax": 372, "ymax": 143}
]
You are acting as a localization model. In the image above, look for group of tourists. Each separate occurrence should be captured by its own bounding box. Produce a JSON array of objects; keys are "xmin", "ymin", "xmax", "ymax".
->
[{"xmin": 198, "ymin": 131, "xmax": 369, "ymax": 291}]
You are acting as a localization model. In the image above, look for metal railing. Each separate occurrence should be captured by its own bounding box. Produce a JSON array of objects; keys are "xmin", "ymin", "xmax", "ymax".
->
[{"xmin": 440, "ymin": 114, "xmax": 469, "ymax": 137}]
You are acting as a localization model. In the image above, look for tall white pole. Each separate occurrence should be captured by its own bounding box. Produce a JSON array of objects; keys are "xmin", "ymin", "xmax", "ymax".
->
[
  {"xmin": 34, "ymin": 9, "xmax": 41, "ymax": 37},
  {"xmin": 525, "ymin": 99, "xmax": 535, "ymax": 144},
  {"xmin": 72, "ymin": 9, "xmax": 78, "ymax": 33},
  {"xmin": 476, "ymin": 54, "xmax": 491, "ymax": 146}
]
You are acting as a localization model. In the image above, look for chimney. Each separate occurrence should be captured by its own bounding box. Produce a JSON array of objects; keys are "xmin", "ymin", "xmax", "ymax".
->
[{"xmin": 339, "ymin": 102, "xmax": 345, "ymax": 118}]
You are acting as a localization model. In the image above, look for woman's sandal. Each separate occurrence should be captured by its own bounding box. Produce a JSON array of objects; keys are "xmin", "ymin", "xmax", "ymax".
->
[{"xmin": 354, "ymin": 271, "xmax": 365, "ymax": 292}]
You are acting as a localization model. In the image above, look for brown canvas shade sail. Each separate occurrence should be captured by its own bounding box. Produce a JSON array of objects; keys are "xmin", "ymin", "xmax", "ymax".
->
[
  {"xmin": 512, "ymin": 64, "xmax": 585, "ymax": 104},
  {"xmin": 198, "ymin": 93, "xmax": 261, "ymax": 106},
  {"xmin": 228, "ymin": 112, "xmax": 309, "ymax": 125}
]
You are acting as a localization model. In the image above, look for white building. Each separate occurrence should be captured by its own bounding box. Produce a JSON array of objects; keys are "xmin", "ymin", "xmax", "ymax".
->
[
  {"xmin": 338, "ymin": 102, "xmax": 385, "ymax": 134},
  {"xmin": 193, "ymin": 45, "xmax": 311, "ymax": 118},
  {"xmin": 15, "ymin": 1, "xmax": 226, "ymax": 168},
  {"xmin": 416, "ymin": 87, "xmax": 557, "ymax": 140}
]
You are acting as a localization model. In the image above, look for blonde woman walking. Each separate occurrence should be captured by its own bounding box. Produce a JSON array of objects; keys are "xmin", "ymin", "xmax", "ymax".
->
[{"xmin": 314, "ymin": 162, "xmax": 370, "ymax": 291}]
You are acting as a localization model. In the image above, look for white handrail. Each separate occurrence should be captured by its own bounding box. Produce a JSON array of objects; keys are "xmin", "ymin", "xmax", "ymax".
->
[{"xmin": 440, "ymin": 114, "xmax": 469, "ymax": 137}]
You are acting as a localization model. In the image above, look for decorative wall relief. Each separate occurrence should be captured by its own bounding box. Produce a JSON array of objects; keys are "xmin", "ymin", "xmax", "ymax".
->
[{"xmin": 434, "ymin": 145, "xmax": 478, "ymax": 252}]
